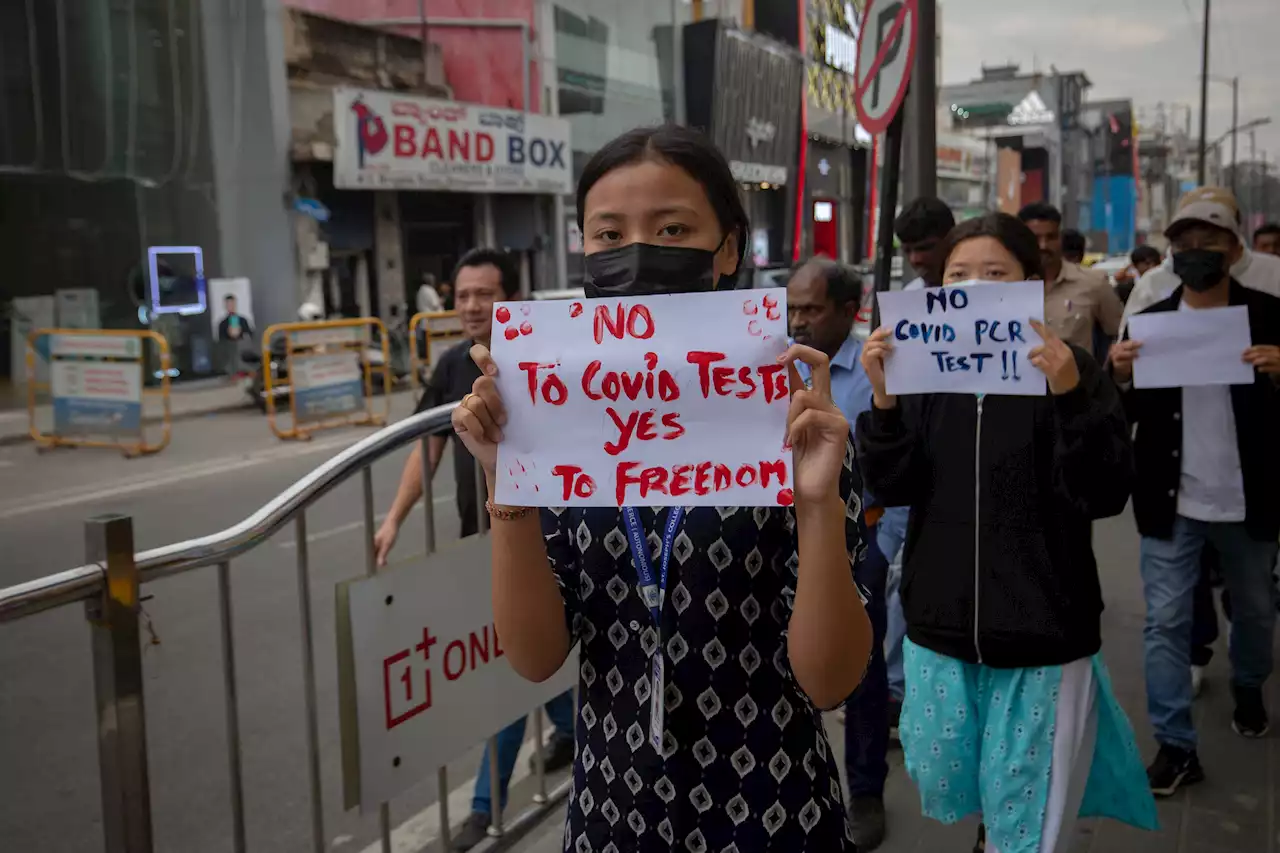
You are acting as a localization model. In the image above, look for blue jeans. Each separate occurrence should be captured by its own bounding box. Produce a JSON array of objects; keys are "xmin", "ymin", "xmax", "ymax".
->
[
  {"xmin": 1140, "ymin": 516, "xmax": 1279, "ymax": 750},
  {"xmin": 844, "ymin": 532, "xmax": 889, "ymax": 798},
  {"xmin": 885, "ymin": 557, "xmax": 907, "ymax": 702},
  {"xmin": 472, "ymin": 689, "xmax": 575, "ymax": 815},
  {"xmin": 876, "ymin": 508, "xmax": 909, "ymax": 702}
]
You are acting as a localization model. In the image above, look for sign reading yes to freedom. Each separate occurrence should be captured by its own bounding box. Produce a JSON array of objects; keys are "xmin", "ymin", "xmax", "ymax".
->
[
  {"xmin": 490, "ymin": 289, "xmax": 793, "ymax": 507},
  {"xmin": 876, "ymin": 280, "xmax": 1047, "ymax": 396}
]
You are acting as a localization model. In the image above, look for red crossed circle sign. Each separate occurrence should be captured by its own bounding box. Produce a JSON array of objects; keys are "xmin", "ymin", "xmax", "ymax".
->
[{"xmin": 853, "ymin": 0, "xmax": 918, "ymax": 135}]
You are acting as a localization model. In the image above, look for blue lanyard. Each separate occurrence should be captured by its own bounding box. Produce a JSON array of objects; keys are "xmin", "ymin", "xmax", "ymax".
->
[{"xmin": 621, "ymin": 506, "xmax": 685, "ymax": 628}]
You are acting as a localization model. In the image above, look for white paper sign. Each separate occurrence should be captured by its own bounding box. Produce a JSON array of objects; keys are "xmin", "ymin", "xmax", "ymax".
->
[
  {"xmin": 876, "ymin": 280, "xmax": 1047, "ymax": 396},
  {"xmin": 490, "ymin": 290, "xmax": 793, "ymax": 507},
  {"xmin": 1128, "ymin": 305, "xmax": 1254, "ymax": 389}
]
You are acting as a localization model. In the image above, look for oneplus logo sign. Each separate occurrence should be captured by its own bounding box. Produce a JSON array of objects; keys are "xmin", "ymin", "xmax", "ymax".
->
[{"xmin": 383, "ymin": 626, "xmax": 437, "ymax": 730}]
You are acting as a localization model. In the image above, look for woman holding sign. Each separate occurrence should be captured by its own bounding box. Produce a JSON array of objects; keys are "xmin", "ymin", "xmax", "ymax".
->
[
  {"xmin": 857, "ymin": 213, "xmax": 1157, "ymax": 853},
  {"xmin": 451, "ymin": 125, "xmax": 873, "ymax": 851}
]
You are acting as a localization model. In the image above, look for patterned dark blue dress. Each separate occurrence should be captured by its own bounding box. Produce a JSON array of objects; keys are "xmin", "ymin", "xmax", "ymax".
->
[{"xmin": 541, "ymin": 441, "xmax": 867, "ymax": 852}]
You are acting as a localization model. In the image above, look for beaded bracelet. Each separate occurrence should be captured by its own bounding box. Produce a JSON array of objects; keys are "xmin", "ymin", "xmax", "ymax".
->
[{"xmin": 484, "ymin": 500, "xmax": 534, "ymax": 521}]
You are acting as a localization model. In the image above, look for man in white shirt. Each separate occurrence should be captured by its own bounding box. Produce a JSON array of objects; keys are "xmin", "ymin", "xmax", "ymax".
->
[
  {"xmin": 416, "ymin": 273, "xmax": 444, "ymax": 314},
  {"xmin": 1110, "ymin": 186, "xmax": 1280, "ymax": 798},
  {"xmin": 1122, "ymin": 190, "xmax": 1280, "ymax": 328}
]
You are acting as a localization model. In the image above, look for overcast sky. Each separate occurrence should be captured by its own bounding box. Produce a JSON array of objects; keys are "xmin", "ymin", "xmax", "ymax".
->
[{"xmin": 940, "ymin": 0, "xmax": 1278, "ymax": 171}]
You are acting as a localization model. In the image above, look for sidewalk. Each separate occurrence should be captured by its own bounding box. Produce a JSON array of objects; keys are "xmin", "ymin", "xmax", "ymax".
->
[{"xmin": 502, "ymin": 513, "xmax": 1280, "ymax": 853}]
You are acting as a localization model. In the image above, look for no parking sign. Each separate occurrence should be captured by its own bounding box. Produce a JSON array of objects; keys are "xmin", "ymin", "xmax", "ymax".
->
[{"xmin": 853, "ymin": 0, "xmax": 918, "ymax": 134}]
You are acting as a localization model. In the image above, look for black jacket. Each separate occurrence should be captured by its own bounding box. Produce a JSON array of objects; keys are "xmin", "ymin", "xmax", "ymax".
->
[
  {"xmin": 1122, "ymin": 281, "xmax": 1280, "ymax": 542},
  {"xmin": 855, "ymin": 349, "xmax": 1132, "ymax": 668}
]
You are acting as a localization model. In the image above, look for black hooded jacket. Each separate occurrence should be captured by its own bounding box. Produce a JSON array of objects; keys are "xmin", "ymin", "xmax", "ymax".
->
[{"xmin": 855, "ymin": 348, "xmax": 1133, "ymax": 667}]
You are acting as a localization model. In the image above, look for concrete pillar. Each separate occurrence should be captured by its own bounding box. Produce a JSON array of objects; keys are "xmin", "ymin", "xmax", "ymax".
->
[
  {"xmin": 538, "ymin": 0, "xmax": 570, "ymax": 289},
  {"xmin": 198, "ymin": 0, "xmax": 298, "ymax": 328},
  {"xmin": 374, "ymin": 192, "xmax": 405, "ymax": 319}
]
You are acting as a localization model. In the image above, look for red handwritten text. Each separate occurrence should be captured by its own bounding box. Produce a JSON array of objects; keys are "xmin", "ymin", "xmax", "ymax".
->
[
  {"xmin": 686, "ymin": 351, "xmax": 788, "ymax": 402},
  {"xmin": 593, "ymin": 304, "xmax": 655, "ymax": 344},
  {"xmin": 552, "ymin": 464, "xmax": 597, "ymax": 500},
  {"xmin": 519, "ymin": 362, "xmax": 568, "ymax": 405},
  {"xmin": 603, "ymin": 408, "xmax": 686, "ymax": 455},
  {"xmin": 582, "ymin": 352, "xmax": 680, "ymax": 403},
  {"xmin": 613, "ymin": 459, "xmax": 790, "ymax": 504}
]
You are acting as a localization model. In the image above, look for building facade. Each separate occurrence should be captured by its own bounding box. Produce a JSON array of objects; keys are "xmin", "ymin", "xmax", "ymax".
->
[
  {"xmin": 1, "ymin": 0, "xmax": 296, "ymax": 387},
  {"xmin": 685, "ymin": 21, "xmax": 804, "ymax": 273},
  {"xmin": 940, "ymin": 64, "xmax": 1091, "ymax": 227},
  {"xmin": 1079, "ymin": 99, "xmax": 1138, "ymax": 254}
]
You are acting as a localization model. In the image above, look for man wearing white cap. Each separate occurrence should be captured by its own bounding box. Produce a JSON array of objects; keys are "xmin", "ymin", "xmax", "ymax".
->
[
  {"xmin": 1110, "ymin": 187, "xmax": 1280, "ymax": 798},
  {"xmin": 1123, "ymin": 187, "xmax": 1280, "ymax": 325}
]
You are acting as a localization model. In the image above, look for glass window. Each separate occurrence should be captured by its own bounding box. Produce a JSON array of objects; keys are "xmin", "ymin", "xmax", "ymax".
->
[{"xmin": 554, "ymin": 2, "xmax": 680, "ymax": 177}]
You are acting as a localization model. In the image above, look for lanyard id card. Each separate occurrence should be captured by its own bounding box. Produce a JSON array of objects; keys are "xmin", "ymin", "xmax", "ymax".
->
[{"xmin": 622, "ymin": 506, "xmax": 684, "ymax": 754}]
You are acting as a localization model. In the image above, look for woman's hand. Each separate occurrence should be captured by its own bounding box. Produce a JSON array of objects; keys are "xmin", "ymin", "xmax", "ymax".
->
[
  {"xmin": 451, "ymin": 344, "xmax": 507, "ymax": 482},
  {"xmin": 1108, "ymin": 338, "xmax": 1142, "ymax": 383},
  {"xmin": 860, "ymin": 327, "xmax": 897, "ymax": 409},
  {"xmin": 1028, "ymin": 319, "xmax": 1080, "ymax": 395},
  {"xmin": 779, "ymin": 344, "xmax": 850, "ymax": 506}
]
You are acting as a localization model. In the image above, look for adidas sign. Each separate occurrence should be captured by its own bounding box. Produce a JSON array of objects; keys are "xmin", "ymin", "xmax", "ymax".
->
[{"xmin": 1007, "ymin": 91, "xmax": 1055, "ymax": 126}]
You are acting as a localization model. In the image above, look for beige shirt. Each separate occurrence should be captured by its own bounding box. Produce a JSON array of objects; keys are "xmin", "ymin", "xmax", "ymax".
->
[{"xmin": 1043, "ymin": 262, "xmax": 1124, "ymax": 351}]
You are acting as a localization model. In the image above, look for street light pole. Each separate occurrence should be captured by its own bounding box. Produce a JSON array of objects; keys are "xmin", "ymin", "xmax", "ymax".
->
[
  {"xmin": 1197, "ymin": 0, "xmax": 1211, "ymax": 185},
  {"xmin": 1230, "ymin": 76, "xmax": 1239, "ymax": 194}
]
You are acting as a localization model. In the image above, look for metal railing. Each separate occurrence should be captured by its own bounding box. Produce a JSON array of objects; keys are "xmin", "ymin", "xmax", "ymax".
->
[{"xmin": 0, "ymin": 402, "xmax": 570, "ymax": 853}]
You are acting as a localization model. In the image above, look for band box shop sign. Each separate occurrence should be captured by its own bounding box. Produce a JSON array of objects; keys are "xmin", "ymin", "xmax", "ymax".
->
[{"xmin": 334, "ymin": 87, "xmax": 573, "ymax": 194}]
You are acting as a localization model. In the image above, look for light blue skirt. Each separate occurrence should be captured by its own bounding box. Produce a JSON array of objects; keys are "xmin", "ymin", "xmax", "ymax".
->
[{"xmin": 899, "ymin": 638, "xmax": 1159, "ymax": 852}]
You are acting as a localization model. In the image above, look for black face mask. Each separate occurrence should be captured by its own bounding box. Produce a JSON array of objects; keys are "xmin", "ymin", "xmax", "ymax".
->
[
  {"xmin": 583, "ymin": 242, "xmax": 722, "ymax": 298},
  {"xmin": 1172, "ymin": 248, "xmax": 1228, "ymax": 292}
]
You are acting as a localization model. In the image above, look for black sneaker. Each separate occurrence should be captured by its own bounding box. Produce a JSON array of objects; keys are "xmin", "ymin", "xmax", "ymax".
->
[
  {"xmin": 1232, "ymin": 684, "xmax": 1270, "ymax": 738},
  {"xmin": 888, "ymin": 698, "xmax": 903, "ymax": 746},
  {"xmin": 529, "ymin": 730, "xmax": 575, "ymax": 773},
  {"xmin": 847, "ymin": 796, "xmax": 886, "ymax": 850},
  {"xmin": 1146, "ymin": 743, "xmax": 1204, "ymax": 797},
  {"xmin": 972, "ymin": 823, "xmax": 985, "ymax": 853},
  {"xmin": 451, "ymin": 811, "xmax": 491, "ymax": 852}
]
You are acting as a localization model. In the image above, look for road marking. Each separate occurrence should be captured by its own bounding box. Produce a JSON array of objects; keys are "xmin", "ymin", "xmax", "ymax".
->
[
  {"xmin": 355, "ymin": 738, "xmax": 542, "ymax": 853},
  {"xmin": 278, "ymin": 494, "xmax": 454, "ymax": 549},
  {"xmin": 0, "ymin": 434, "xmax": 366, "ymax": 521}
]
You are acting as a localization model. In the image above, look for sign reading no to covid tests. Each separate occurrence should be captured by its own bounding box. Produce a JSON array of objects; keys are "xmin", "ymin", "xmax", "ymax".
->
[
  {"xmin": 876, "ymin": 281, "xmax": 1047, "ymax": 396},
  {"xmin": 489, "ymin": 290, "xmax": 794, "ymax": 507}
]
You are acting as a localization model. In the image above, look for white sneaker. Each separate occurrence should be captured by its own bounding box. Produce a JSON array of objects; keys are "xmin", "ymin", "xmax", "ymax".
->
[{"xmin": 1191, "ymin": 665, "xmax": 1206, "ymax": 698}]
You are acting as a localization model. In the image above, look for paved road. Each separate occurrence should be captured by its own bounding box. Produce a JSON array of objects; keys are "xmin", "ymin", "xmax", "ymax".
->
[
  {"xmin": 509, "ymin": 513, "xmax": 1280, "ymax": 853},
  {"xmin": 5, "ymin": 410, "xmax": 1279, "ymax": 853},
  {"xmin": 0, "ymin": 395, "xmax": 572, "ymax": 853}
]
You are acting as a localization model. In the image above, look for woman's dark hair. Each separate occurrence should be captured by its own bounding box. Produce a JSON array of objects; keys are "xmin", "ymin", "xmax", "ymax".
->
[
  {"xmin": 576, "ymin": 125, "xmax": 749, "ymax": 282},
  {"xmin": 452, "ymin": 247, "xmax": 519, "ymax": 298},
  {"xmin": 937, "ymin": 213, "xmax": 1045, "ymax": 280}
]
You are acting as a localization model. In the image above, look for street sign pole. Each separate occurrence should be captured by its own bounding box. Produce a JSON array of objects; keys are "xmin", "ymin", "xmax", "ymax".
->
[
  {"xmin": 872, "ymin": 110, "xmax": 906, "ymax": 332},
  {"xmin": 853, "ymin": 0, "xmax": 918, "ymax": 329},
  {"xmin": 902, "ymin": 0, "xmax": 937, "ymax": 202}
]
